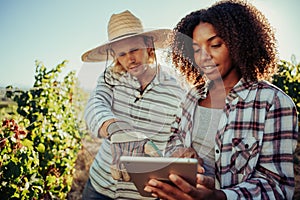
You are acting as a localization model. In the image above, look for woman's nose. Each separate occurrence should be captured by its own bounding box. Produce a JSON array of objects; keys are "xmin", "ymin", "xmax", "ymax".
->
[{"xmin": 200, "ymin": 48, "xmax": 211, "ymax": 62}]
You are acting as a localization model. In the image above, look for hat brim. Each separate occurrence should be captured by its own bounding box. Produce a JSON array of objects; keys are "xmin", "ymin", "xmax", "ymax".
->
[{"xmin": 81, "ymin": 29, "xmax": 171, "ymax": 62}]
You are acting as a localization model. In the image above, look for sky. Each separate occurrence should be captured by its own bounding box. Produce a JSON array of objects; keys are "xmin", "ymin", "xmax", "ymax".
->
[{"xmin": 1, "ymin": 0, "xmax": 300, "ymax": 90}]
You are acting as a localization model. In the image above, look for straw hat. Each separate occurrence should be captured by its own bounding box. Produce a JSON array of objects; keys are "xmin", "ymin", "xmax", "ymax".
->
[{"xmin": 81, "ymin": 10, "xmax": 171, "ymax": 62}]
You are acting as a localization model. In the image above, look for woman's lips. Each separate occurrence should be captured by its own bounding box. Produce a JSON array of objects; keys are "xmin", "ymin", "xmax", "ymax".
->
[{"xmin": 200, "ymin": 64, "xmax": 217, "ymax": 70}]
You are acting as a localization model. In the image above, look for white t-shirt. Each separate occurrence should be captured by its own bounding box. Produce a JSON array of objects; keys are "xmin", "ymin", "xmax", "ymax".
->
[{"xmin": 192, "ymin": 105, "xmax": 222, "ymax": 177}]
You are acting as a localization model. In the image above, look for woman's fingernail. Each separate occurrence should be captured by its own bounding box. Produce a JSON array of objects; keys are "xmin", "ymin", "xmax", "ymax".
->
[
  {"xmin": 151, "ymin": 193, "xmax": 158, "ymax": 198},
  {"xmin": 169, "ymin": 174, "xmax": 177, "ymax": 181},
  {"xmin": 148, "ymin": 179, "xmax": 157, "ymax": 186},
  {"xmin": 144, "ymin": 186, "xmax": 151, "ymax": 192},
  {"xmin": 197, "ymin": 174, "xmax": 204, "ymax": 184}
]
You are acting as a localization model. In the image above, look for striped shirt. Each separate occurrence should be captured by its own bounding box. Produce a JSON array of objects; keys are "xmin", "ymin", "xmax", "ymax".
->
[
  {"xmin": 167, "ymin": 78, "xmax": 298, "ymax": 200},
  {"xmin": 84, "ymin": 64, "xmax": 185, "ymax": 199}
]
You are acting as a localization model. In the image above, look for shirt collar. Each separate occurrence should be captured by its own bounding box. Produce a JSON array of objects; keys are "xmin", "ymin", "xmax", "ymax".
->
[
  {"xmin": 190, "ymin": 78, "xmax": 257, "ymax": 102},
  {"xmin": 228, "ymin": 78, "xmax": 257, "ymax": 101},
  {"xmin": 105, "ymin": 63, "xmax": 167, "ymax": 89}
]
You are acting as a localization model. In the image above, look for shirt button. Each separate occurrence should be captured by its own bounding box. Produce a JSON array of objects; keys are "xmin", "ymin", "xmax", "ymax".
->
[{"xmin": 216, "ymin": 149, "xmax": 220, "ymax": 154}]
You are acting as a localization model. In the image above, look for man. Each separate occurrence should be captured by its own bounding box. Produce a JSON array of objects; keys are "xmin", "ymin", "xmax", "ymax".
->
[{"xmin": 81, "ymin": 10, "xmax": 186, "ymax": 199}]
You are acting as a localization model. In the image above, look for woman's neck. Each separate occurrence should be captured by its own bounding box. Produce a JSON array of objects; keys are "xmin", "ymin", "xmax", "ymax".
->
[
  {"xmin": 199, "ymin": 73, "xmax": 241, "ymax": 109},
  {"xmin": 212, "ymin": 67, "xmax": 241, "ymax": 93}
]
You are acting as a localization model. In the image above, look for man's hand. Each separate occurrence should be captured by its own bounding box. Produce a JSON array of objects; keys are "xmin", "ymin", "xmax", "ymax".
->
[
  {"xmin": 99, "ymin": 118, "xmax": 117, "ymax": 138},
  {"xmin": 107, "ymin": 120, "xmax": 162, "ymax": 181}
]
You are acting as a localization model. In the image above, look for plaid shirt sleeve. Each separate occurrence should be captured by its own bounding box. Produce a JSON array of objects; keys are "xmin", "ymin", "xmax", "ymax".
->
[
  {"xmin": 164, "ymin": 87, "xmax": 201, "ymax": 155},
  {"xmin": 219, "ymin": 82, "xmax": 298, "ymax": 200},
  {"xmin": 164, "ymin": 107, "xmax": 185, "ymax": 155}
]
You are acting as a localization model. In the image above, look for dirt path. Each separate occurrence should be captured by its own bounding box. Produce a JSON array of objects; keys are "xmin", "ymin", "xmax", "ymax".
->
[{"xmin": 67, "ymin": 136, "xmax": 102, "ymax": 200}]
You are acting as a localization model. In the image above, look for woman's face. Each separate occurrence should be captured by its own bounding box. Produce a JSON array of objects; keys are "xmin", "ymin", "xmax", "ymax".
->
[
  {"xmin": 192, "ymin": 22, "xmax": 236, "ymax": 81},
  {"xmin": 112, "ymin": 36, "xmax": 150, "ymax": 79}
]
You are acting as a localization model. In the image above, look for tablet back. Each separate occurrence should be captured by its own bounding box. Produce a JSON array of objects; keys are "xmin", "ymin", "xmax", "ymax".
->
[{"xmin": 120, "ymin": 156, "xmax": 198, "ymax": 197}]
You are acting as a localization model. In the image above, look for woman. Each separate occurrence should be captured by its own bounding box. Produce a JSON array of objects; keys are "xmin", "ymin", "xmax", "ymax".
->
[
  {"xmin": 144, "ymin": 0, "xmax": 298, "ymax": 199},
  {"xmin": 82, "ymin": 10, "xmax": 185, "ymax": 199}
]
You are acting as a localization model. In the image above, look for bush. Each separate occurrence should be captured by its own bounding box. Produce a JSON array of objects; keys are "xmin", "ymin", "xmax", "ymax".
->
[
  {"xmin": 272, "ymin": 55, "xmax": 300, "ymax": 123},
  {"xmin": 0, "ymin": 61, "xmax": 87, "ymax": 199}
]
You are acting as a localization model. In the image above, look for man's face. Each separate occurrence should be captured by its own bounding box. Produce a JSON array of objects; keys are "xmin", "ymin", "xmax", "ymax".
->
[{"xmin": 112, "ymin": 36, "xmax": 150, "ymax": 79}]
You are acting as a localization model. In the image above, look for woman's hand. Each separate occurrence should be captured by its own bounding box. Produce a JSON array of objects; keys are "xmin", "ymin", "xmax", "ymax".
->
[
  {"xmin": 171, "ymin": 147, "xmax": 205, "ymax": 173},
  {"xmin": 196, "ymin": 174, "xmax": 215, "ymax": 190},
  {"xmin": 144, "ymin": 173, "xmax": 226, "ymax": 200}
]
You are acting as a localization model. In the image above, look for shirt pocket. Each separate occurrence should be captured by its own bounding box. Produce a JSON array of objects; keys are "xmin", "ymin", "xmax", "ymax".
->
[{"xmin": 230, "ymin": 137, "xmax": 259, "ymax": 174}]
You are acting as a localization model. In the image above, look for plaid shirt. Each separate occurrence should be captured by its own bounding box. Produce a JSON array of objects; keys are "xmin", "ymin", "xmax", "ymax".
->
[{"xmin": 167, "ymin": 78, "xmax": 298, "ymax": 200}]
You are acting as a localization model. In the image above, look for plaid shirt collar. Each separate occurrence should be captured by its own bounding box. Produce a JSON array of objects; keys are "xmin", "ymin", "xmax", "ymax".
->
[{"xmin": 189, "ymin": 77, "xmax": 257, "ymax": 103}]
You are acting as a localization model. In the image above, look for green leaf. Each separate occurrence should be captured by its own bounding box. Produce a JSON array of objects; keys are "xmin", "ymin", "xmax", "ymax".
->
[
  {"xmin": 21, "ymin": 138, "xmax": 33, "ymax": 149},
  {"xmin": 36, "ymin": 143, "xmax": 45, "ymax": 153}
]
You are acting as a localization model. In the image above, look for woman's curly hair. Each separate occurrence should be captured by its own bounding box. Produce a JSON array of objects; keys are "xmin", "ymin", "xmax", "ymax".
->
[{"xmin": 170, "ymin": 0, "xmax": 278, "ymax": 86}]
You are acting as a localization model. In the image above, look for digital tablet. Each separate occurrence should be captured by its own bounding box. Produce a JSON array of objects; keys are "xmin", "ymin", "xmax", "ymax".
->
[{"xmin": 120, "ymin": 156, "xmax": 198, "ymax": 197}]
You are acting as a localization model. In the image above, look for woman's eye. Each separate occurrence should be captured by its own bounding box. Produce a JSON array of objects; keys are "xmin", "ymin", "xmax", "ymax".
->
[{"xmin": 211, "ymin": 43, "xmax": 221, "ymax": 48}]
